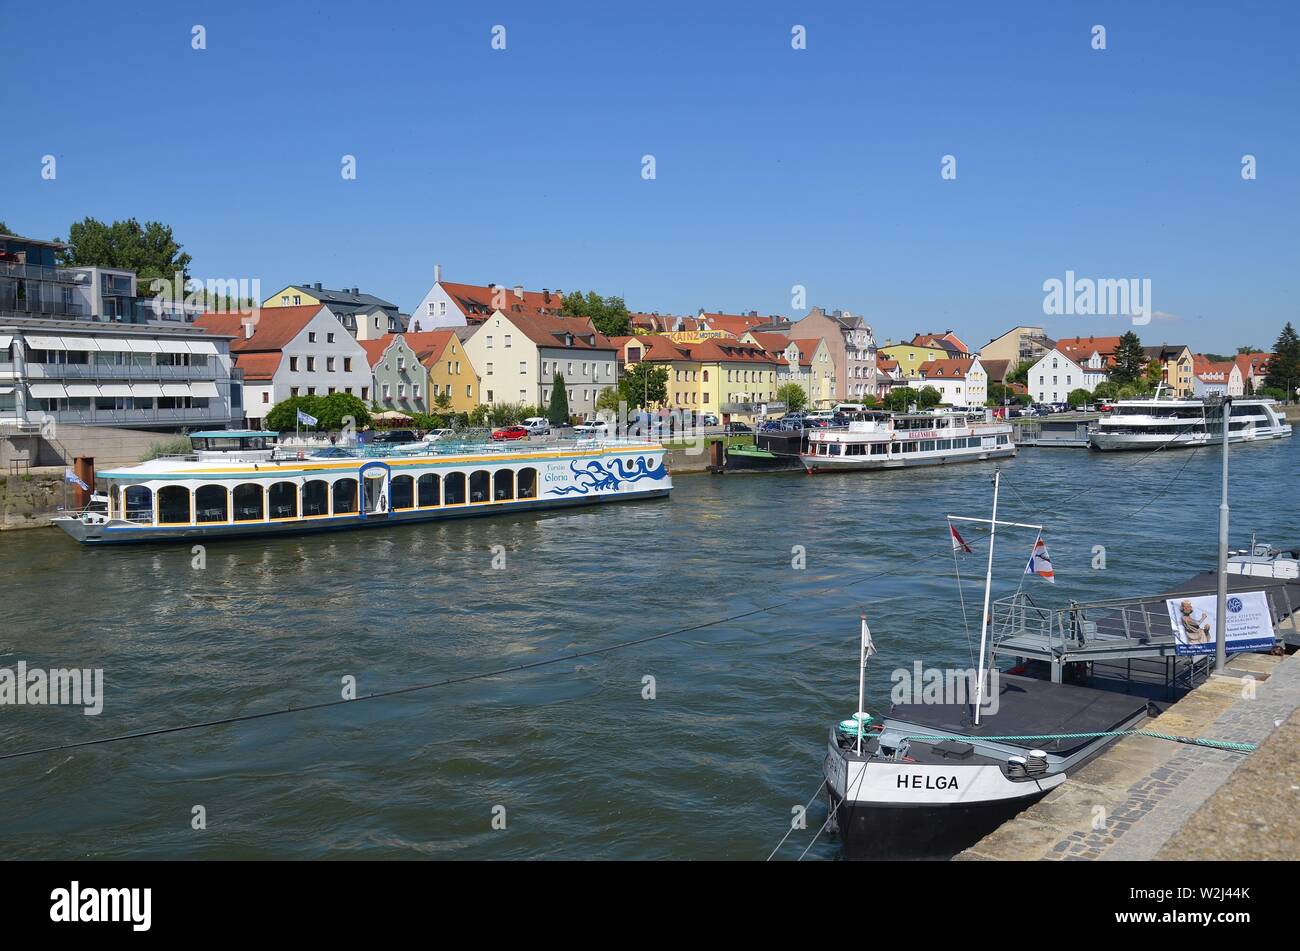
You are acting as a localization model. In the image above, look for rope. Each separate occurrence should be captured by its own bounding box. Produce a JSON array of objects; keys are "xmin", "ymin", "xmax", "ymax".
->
[
  {"xmin": 765, "ymin": 780, "xmax": 825, "ymax": 862},
  {"xmin": 898, "ymin": 730, "xmax": 1256, "ymax": 753}
]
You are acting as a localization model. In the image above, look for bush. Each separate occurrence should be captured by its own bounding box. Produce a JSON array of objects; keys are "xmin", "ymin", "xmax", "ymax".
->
[{"xmin": 143, "ymin": 436, "xmax": 192, "ymax": 460}]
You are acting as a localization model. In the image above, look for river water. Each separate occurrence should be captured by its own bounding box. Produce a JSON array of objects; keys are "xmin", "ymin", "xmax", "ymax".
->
[{"xmin": 1, "ymin": 437, "xmax": 1296, "ymax": 859}]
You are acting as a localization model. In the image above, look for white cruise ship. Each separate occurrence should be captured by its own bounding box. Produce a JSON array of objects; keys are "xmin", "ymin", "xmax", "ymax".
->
[
  {"xmin": 1089, "ymin": 388, "xmax": 1292, "ymax": 451},
  {"xmin": 801, "ymin": 409, "xmax": 1015, "ymax": 472}
]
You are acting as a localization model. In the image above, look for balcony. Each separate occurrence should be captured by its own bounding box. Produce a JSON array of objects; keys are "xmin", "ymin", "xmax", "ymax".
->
[
  {"xmin": 0, "ymin": 261, "xmax": 87, "ymax": 285},
  {"xmin": 21, "ymin": 405, "xmax": 233, "ymax": 428},
  {"xmin": 24, "ymin": 361, "xmax": 222, "ymax": 381}
]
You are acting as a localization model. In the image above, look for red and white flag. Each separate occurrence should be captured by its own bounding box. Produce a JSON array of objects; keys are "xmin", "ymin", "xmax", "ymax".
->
[
  {"xmin": 1025, "ymin": 534, "xmax": 1055, "ymax": 583},
  {"xmin": 950, "ymin": 524, "xmax": 973, "ymax": 554}
]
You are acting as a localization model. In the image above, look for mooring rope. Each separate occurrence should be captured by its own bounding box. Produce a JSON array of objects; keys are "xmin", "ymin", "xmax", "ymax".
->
[
  {"xmin": 765, "ymin": 780, "xmax": 826, "ymax": 862},
  {"xmin": 896, "ymin": 730, "xmax": 1256, "ymax": 753}
]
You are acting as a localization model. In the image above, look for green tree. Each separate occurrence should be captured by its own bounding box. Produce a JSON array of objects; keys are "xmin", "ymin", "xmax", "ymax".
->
[
  {"xmin": 1110, "ymin": 332, "xmax": 1147, "ymax": 384},
  {"xmin": 775, "ymin": 382, "xmax": 807, "ymax": 412},
  {"xmin": 1092, "ymin": 380, "xmax": 1120, "ymax": 400},
  {"xmin": 265, "ymin": 393, "xmax": 371, "ymax": 431},
  {"xmin": 547, "ymin": 372, "xmax": 571, "ymax": 424},
  {"xmin": 987, "ymin": 382, "xmax": 1018, "ymax": 406},
  {"xmin": 1006, "ymin": 360, "xmax": 1033, "ymax": 386},
  {"xmin": 560, "ymin": 289, "xmax": 631, "ymax": 336},
  {"xmin": 883, "ymin": 388, "xmax": 915, "ymax": 412},
  {"xmin": 1067, "ymin": 388, "xmax": 1091, "ymax": 409},
  {"xmin": 1265, "ymin": 322, "xmax": 1300, "ymax": 399},
  {"xmin": 619, "ymin": 361, "xmax": 669, "ymax": 409},
  {"xmin": 432, "ymin": 390, "xmax": 453, "ymax": 413},
  {"xmin": 916, "ymin": 385, "xmax": 942, "ymax": 408},
  {"xmin": 0, "ymin": 221, "xmax": 10, "ymax": 235},
  {"xmin": 59, "ymin": 217, "xmax": 193, "ymax": 294},
  {"xmin": 595, "ymin": 386, "xmax": 623, "ymax": 414}
]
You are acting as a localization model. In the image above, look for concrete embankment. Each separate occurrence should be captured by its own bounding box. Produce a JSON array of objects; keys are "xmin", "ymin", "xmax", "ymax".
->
[
  {"xmin": 958, "ymin": 649, "xmax": 1299, "ymax": 861},
  {"xmin": 0, "ymin": 471, "xmax": 67, "ymax": 531}
]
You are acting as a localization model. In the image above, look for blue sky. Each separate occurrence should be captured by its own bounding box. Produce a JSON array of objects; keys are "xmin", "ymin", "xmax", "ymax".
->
[{"xmin": 3, "ymin": 1, "xmax": 1296, "ymax": 352}]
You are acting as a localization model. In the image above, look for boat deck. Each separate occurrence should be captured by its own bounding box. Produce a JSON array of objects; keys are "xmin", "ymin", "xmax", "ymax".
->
[{"xmin": 885, "ymin": 674, "xmax": 1152, "ymax": 756}]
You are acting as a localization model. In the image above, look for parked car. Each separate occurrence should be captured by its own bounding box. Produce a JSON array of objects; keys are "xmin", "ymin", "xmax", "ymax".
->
[
  {"xmin": 522, "ymin": 416, "xmax": 550, "ymax": 435},
  {"xmin": 422, "ymin": 428, "xmax": 454, "ymax": 442},
  {"xmin": 573, "ymin": 420, "xmax": 611, "ymax": 437},
  {"xmin": 701, "ymin": 414, "xmax": 719, "ymax": 427},
  {"xmin": 491, "ymin": 425, "xmax": 529, "ymax": 441},
  {"xmin": 725, "ymin": 421, "xmax": 753, "ymax": 434},
  {"xmin": 370, "ymin": 429, "xmax": 420, "ymax": 445}
]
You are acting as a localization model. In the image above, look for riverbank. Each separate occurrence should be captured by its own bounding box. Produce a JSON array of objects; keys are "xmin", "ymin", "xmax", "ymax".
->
[{"xmin": 957, "ymin": 649, "xmax": 1299, "ymax": 861}]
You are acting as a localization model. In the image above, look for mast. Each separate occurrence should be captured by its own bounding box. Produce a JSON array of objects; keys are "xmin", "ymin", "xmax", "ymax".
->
[
  {"xmin": 856, "ymin": 614, "xmax": 869, "ymax": 755},
  {"xmin": 973, "ymin": 470, "xmax": 1001, "ymax": 725},
  {"xmin": 1215, "ymin": 398, "xmax": 1232, "ymax": 672}
]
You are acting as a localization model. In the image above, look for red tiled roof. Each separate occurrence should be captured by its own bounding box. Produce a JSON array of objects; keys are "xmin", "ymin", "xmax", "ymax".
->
[
  {"xmin": 504, "ymin": 312, "xmax": 617, "ymax": 351},
  {"xmin": 402, "ymin": 329, "xmax": 459, "ymax": 365},
  {"xmin": 698, "ymin": 312, "xmax": 772, "ymax": 336},
  {"xmin": 232, "ymin": 351, "xmax": 282, "ymax": 382},
  {"xmin": 790, "ymin": 337, "xmax": 823, "ymax": 367},
  {"xmin": 1055, "ymin": 335, "xmax": 1125, "ymax": 367},
  {"xmin": 194, "ymin": 305, "xmax": 323, "ymax": 353},
  {"xmin": 919, "ymin": 357, "xmax": 976, "ymax": 379},
  {"xmin": 440, "ymin": 281, "xmax": 566, "ymax": 322}
]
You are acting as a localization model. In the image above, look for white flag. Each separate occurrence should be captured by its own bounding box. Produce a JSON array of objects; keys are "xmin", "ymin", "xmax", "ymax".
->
[
  {"xmin": 296, "ymin": 409, "xmax": 319, "ymax": 426},
  {"xmin": 63, "ymin": 468, "xmax": 89, "ymax": 490},
  {"xmin": 860, "ymin": 616, "xmax": 877, "ymax": 660}
]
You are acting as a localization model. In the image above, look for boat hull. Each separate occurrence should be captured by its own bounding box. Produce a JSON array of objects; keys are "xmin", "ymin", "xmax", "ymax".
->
[
  {"xmin": 1090, "ymin": 427, "xmax": 1291, "ymax": 451},
  {"xmin": 802, "ymin": 446, "xmax": 1016, "ymax": 472},
  {"xmin": 55, "ymin": 487, "xmax": 670, "ymax": 545},
  {"xmin": 828, "ymin": 786, "xmax": 1049, "ymax": 860}
]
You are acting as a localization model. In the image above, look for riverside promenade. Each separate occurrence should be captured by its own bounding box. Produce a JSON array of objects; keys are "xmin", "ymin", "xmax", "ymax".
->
[{"xmin": 958, "ymin": 646, "xmax": 1300, "ymax": 861}]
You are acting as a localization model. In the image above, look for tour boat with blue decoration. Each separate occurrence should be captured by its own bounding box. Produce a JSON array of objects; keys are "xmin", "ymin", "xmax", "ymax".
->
[{"xmin": 52, "ymin": 429, "xmax": 671, "ymax": 545}]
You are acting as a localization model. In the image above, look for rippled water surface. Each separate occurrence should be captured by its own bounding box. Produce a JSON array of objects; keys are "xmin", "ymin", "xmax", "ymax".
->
[{"xmin": 1, "ymin": 438, "xmax": 1296, "ymax": 859}]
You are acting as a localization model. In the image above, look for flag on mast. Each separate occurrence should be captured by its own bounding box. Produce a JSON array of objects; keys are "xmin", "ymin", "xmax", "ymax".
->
[
  {"xmin": 949, "ymin": 524, "xmax": 973, "ymax": 554},
  {"xmin": 1025, "ymin": 533, "xmax": 1055, "ymax": 583},
  {"xmin": 860, "ymin": 616, "xmax": 877, "ymax": 660}
]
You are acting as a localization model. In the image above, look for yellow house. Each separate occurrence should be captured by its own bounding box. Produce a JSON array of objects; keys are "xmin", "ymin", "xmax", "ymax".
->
[
  {"xmin": 405, "ymin": 330, "xmax": 480, "ymax": 412},
  {"xmin": 617, "ymin": 335, "xmax": 780, "ymax": 420},
  {"xmin": 878, "ymin": 342, "xmax": 949, "ymax": 380}
]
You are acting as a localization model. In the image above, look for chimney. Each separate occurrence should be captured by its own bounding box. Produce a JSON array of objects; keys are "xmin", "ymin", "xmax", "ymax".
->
[
  {"xmin": 314, "ymin": 282, "xmax": 322, "ymax": 290},
  {"xmin": 434, "ymin": 263, "xmax": 442, "ymax": 284},
  {"xmin": 351, "ymin": 287, "xmax": 359, "ymax": 295},
  {"xmin": 513, "ymin": 285, "xmax": 524, "ymax": 300},
  {"xmin": 543, "ymin": 289, "xmax": 550, "ymax": 303},
  {"xmin": 244, "ymin": 322, "xmax": 254, "ymax": 339}
]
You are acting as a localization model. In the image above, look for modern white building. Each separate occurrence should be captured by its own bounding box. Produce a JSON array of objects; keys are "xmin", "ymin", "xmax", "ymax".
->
[
  {"xmin": 1028, "ymin": 348, "xmax": 1108, "ymax": 405},
  {"xmin": 462, "ymin": 310, "xmax": 616, "ymax": 417},
  {"xmin": 193, "ymin": 305, "xmax": 371, "ymax": 428}
]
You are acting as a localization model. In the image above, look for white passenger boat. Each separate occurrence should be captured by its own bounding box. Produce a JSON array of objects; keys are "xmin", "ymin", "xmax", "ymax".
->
[
  {"xmin": 53, "ymin": 430, "xmax": 671, "ymax": 545},
  {"xmin": 1090, "ymin": 387, "xmax": 1291, "ymax": 451},
  {"xmin": 800, "ymin": 409, "xmax": 1015, "ymax": 473}
]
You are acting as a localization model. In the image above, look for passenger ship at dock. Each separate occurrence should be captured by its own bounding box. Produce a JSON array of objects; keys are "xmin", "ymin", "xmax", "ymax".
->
[
  {"xmin": 53, "ymin": 430, "xmax": 671, "ymax": 545},
  {"xmin": 800, "ymin": 409, "xmax": 1015, "ymax": 473},
  {"xmin": 1089, "ymin": 388, "xmax": 1292, "ymax": 451}
]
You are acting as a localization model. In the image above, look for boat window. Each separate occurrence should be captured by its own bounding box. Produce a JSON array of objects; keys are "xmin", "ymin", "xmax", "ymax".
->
[
  {"xmin": 302, "ymin": 480, "xmax": 328, "ymax": 516},
  {"xmin": 124, "ymin": 485, "xmax": 152, "ymax": 522},
  {"xmin": 269, "ymin": 481, "xmax": 298, "ymax": 519},
  {"xmin": 517, "ymin": 467, "xmax": 538, "ymax": 499},
  {"xmin": 417, "ymin": 473, "xmax": 440, "ymax": 507},
  {"xmin": 493, "ymin": 470, "xmax": 514, "ymax": 501},
  {"xmin": 195, "ymin": 485, "xmax": 228, "ymax": 523},
  {"xmin": 469, "ymin": 470, "xmax": 490, "ymax": 503},
  {"xmin": 158, "ymin": 485, "xmax": 190, "ymax": 524},
  {"xmin": 233, "ymin": 483, "xmax": 264, "ymax": 521},
  {"xmin": 444, "ymin": 472, "xmax": 466, "ymax": 505},
  {"xmin": 391, "ymin": 475, "xmax": 415, "ymax": 509},
  {"xmin": 332, "ymin": 478, "xmax": 359, "ymax": 515}
]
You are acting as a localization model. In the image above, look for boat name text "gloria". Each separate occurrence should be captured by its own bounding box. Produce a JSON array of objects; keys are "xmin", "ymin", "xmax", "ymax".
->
[{"xmin": 898, "ymin": 774, "xmax": 960, "ymax": 790}]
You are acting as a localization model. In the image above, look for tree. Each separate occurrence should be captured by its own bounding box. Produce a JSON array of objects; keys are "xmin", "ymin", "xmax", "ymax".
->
[
  {"xmin": 432, "ymin": 390, "xmax": 453, "ymax": 413},
  {"xmin": 619, "ymin": 361, "xmax": 669, "ymax": 409},
  {"xmin": 547, "ymin": 372, "xmax": 570, "ymax": 424},
  {"xmin": 1006, "ymin": 360, "xmax": 1033, "ymax": 386},
  {"xmin": 776, "ymin": 382, "xmax": 807, "ymax": 413},
  {"xmin": 595, "ymin": 386, "xmax": 623, "ymax": 414},
  {"xmin": 59, "ymin": 217, "xmax": 192, "ymax": 293},
  {"xmin": 1237, "ymin": 346, "xmax": 1263, "ymax": 355},
  {"xmin": 883, "ymin": 388, "xmax": 915, "ymax": 412},
  {"xmin": 1143, "ymin": 359, "xmax": 1166, "ymax": 387},
  {"xmin": 265, "ymin": 393, "xmax": 371, "ymax": 431},
  {"xmin": 560, "ymin": 289, "xmax": 631, "ymax": 336},
  {"xmin": 1067, "ymin": 388, "xmax": 1091, "ymax": 409},
  {"xmin": 0, "ymin": 221, "xmax": 10, "ymax": 235},
  {"xmin": 1110, "ymin": 332, "xmax": 1147, "ymax": 384},
  {"xmin": 987, "ymin": 382, "xmax": 1019, "ymax": 406},
  {"xmin": 916, "ymin": 385, "xmax": 942, "ymax": 408},
  {"xmin": 1265, "ymin": 322, "xmax": 1300, "ymax": 399},
  {"xmin": 1092, "ymin": 380, "xmax": 1120, "ymax": 400}
]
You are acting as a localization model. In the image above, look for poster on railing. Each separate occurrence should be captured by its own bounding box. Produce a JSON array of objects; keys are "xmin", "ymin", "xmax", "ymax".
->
[{"xmin": 1165, "ymin": 591, "xmax": 1275, "ymax": 655}]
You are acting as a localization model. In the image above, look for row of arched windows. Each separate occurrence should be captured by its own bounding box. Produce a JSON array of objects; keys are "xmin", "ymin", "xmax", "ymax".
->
[{"xmin": 114, "ymin": 468, "xmax": 541, "ymax": 525}]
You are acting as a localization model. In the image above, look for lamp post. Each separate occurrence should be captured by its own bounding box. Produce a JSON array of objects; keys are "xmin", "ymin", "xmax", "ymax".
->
[{"xmin": 1215, "ymin": 397, "xmax": 1232, "ymax": 673}]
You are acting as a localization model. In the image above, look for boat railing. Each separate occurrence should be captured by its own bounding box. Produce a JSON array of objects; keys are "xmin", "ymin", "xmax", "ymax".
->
[{"xmin": 993, "ymin": 584, "xmax": 1295, "ymax": 656}]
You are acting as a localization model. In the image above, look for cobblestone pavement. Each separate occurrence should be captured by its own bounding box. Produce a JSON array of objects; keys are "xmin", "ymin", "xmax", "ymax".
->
[{"xmin": 959, "ymin": 651, "xmax": 1295, "ymax": 861}]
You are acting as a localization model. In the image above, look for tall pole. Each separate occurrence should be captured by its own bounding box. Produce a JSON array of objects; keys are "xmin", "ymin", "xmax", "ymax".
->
[
  {"xmin": 974, "ymin": 469, "xmax": 1001, "ymax": 725},
  {"xmin": 1215, "ymin": 398, "xmax": 1232, "ymax": 673},
  {"xmin": 856, "ymin": 614, "xmax": 868, "ymax": 755}
]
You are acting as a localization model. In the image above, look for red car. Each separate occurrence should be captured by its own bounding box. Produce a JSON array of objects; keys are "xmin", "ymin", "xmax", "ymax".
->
[{"xmin": 491, "ymin": 425, "xmax": 529, "ymax": 441}]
